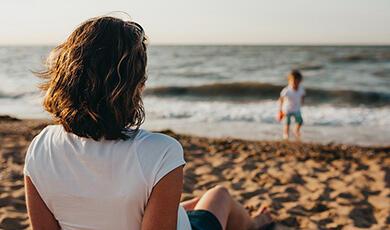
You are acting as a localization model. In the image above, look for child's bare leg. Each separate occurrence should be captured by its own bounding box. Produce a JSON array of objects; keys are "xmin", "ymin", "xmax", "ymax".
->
[
  {"xmin": 283, "ymin": 125, "xmax": 289, "ymax": 139},
  {"xmin": 193, "ymin": 185, "xmax": 272, "ymax": 230},
  {"xmin": 295, "ymin": 124, "xmax": 301, "ymax": 139},
  {"xmin": 180, "ymin": 197, "xmax": 200, "ymax": 211}
]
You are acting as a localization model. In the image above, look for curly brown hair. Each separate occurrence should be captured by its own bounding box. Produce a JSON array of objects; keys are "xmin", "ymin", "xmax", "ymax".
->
[{"xmin": 37, "ymin": 16, "xmax": 148, "ymax": 140}]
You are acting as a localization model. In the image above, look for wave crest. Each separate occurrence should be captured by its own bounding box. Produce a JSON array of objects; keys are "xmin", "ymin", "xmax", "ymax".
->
[{"xmin": 145, "ymin": 82, "xmax": 390, "ymax": 106}]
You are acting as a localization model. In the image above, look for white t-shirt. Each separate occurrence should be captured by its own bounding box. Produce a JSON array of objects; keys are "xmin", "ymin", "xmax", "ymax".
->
[
  {"xmin": 280, "ymin": 85, "xmax": 305, "ymax": 113},
  {"xmin": 24, "ymin": 125, "xmax": 191, "ymax": 230}
]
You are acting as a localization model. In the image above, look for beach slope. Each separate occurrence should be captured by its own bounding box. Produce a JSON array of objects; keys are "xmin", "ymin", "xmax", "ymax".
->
[{"xmin": 0, "ymin": 117, "xmax": 389, "ymax": 229}]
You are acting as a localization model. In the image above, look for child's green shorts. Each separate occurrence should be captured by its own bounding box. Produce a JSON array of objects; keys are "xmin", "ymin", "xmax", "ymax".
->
[{"xmin": 285, "ymin": 111, "xmax": 303, "ymax": 125}]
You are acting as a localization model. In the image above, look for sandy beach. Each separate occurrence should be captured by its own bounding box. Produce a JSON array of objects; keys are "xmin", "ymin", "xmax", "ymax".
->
[{"xmin": 0, "ymin": 116, "xmax": 389, "ymax": 229}]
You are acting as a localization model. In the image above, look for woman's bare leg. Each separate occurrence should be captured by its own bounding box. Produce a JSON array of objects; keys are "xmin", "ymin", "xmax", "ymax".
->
[
  {"xmin": 180, "ymin": 197, "xmax": 200, "ymax": 211},
  {"xmin": 250, "ymin": 207, "xmax": 273, "ymax": 230},
  {"xmin": 193, "ymin": 185, "xmax": 272, "ymax": 230}
]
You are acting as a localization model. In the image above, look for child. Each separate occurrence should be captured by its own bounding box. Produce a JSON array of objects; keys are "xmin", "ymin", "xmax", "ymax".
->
[{"xmin": 279, "ymin": 69, "xmax": 305, "ymax": 140}]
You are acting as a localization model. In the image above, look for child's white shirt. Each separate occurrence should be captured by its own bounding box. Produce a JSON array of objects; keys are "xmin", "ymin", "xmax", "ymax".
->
[{"xmin": 280, "ymin": 85, "xmax": 305, "ymax": 113}]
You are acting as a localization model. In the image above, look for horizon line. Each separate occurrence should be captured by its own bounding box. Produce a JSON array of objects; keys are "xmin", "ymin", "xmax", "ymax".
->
[{"xmin": 1, "ymin": 42, "xmax": 390, "ymax": 47}]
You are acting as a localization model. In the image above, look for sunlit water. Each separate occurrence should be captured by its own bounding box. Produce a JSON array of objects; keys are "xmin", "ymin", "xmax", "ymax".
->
[{"xmin": 1, "ymin": 45, "xmax": 389, "ymax": 145}]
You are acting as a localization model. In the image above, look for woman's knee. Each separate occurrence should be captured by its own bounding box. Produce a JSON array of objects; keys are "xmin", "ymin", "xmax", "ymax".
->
[
  {"xmin": 209, "ymin": 185, "xmax": 230, "ymax": 200},
  {"xmin": 197, "ymin": 186, "xmax": 232, "ymax": 227},
  {"xmin": 196, "ymin": 185, "xmax": 232, "ymax": 210},
  {"xmin": 212, "ymin": 185, "xmax": 228, "ymax": 192}
]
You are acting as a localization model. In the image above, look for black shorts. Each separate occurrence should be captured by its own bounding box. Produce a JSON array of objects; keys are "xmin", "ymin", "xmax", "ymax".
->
[{"xmin": 187, "ymin": 210, "xmax": 222, "ymax": 230}]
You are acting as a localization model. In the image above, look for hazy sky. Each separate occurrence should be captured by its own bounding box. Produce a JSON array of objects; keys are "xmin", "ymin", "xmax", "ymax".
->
[{"xmin": 1, "ymin": 0, "xmax": 390, "ymax": 45}]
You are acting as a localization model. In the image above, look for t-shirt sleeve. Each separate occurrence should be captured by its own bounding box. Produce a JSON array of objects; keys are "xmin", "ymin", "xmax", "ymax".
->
[
  {"xmin": 23, "ymin": 134, "xmax": 41, "ymax": 177},
  {"xmin": 301, "ymin": 86, "xmax": 306, "ymax": 96},
  {"xmin": 280, "ymin": 87, "xmax": 287, "ymax": 97},
  {"xmin": 23, "ymin": 126, "xmax": 52, "ymax": 180},
  {"xmin": 152, "ymin": 140, "xmax": 185, "ymax": 187},
  {"xmin": 24, "ymin": 148, "xmax": 32, "ymax": 177},
  {"xmin": 136, "ymin": 133, "xmax": 186, "ymax": 189}
]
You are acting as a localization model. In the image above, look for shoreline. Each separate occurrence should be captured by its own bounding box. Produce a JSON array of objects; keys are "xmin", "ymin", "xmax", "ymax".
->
[
  {"xmin": 143, "ymin": 119, "xmax": 390, "ymax": 148},
  {"xmin": 1, "ymin": 117, "xmax": 389, "ymax": 229},
  {"xmin": 2, "ymin": 115, "xmax": 389, "ymax": 148}
]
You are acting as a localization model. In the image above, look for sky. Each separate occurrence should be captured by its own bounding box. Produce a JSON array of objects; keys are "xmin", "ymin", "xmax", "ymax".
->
[{"xmin": 1, "ymin": 0, "xmax": 390, "ymax": 45}]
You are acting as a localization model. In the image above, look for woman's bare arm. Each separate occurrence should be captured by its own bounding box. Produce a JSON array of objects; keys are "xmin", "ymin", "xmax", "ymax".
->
[
  {"xmin": 24, "ymin": 176, "xmax": 61, "ymax": 230},
  {"xmin": 142, "ymin": 166, "xmax": 184, "ymax": 230}
]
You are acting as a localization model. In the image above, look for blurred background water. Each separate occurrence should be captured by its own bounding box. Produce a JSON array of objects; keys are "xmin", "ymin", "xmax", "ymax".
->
[{"xmin": 1, "ymin": 45, "xmax": 389, "ymax": 145}]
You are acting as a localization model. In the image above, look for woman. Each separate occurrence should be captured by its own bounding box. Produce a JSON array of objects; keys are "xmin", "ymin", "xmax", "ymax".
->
[{"xmin": 24, "ymin": 16, "xmax": 273, "ymax": 230}]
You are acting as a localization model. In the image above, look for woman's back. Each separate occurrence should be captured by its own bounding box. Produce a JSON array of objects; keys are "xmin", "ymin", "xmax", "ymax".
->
[{"xmin": 24, "ymin": 125, "xmax": 190, "ymax": 230}]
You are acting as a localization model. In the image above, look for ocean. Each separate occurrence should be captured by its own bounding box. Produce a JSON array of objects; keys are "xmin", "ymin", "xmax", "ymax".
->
[{"xmin": 1, "ymin": 45, "xmax": 389, "ymax": 145}]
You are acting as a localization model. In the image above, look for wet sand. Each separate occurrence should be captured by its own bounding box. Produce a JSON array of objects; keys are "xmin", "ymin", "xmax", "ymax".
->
[{"xmin": 1, "ymin": 116, "xmax": 389, "ymax": 229}]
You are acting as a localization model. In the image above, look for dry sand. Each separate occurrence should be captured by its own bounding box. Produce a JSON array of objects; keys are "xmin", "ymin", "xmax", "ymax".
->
[{"xmin": 0, "ymin": 116, "xmax": 389, "ymax": 229}]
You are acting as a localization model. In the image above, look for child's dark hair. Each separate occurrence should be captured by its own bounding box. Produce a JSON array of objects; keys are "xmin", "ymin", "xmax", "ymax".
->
[
  {"xmin": 288, "ymin": 69, "xmax": 303, "ymax": 81},
  {"xmin": 37, "ymin": 16, "xmax": 148, "ymax": 140}
]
